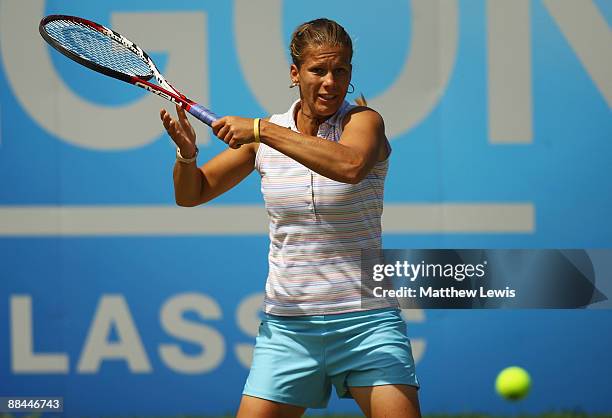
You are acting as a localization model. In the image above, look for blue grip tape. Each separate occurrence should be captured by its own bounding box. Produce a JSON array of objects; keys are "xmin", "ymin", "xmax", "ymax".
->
[{"xmin": 188, "ymin": 104, "xmax": 218, "ymax": 126}]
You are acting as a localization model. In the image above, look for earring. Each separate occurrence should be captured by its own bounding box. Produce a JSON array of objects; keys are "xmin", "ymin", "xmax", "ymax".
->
[
  {"xmin": 347, "ymin": 83, "xmax": 355, "ymax": 94},
  {"xmin": 289, "ymin": 81, "xmax": 299, "ymax": 88}
]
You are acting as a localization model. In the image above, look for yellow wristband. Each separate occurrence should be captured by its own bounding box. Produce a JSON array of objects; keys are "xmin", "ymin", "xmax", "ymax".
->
[{"xmin": 253, "ymin": 118, "xmax": 261, "ymax": 143}]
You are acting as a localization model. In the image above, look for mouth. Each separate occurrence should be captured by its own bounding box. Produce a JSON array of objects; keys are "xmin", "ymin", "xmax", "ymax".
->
[{"xmin": 318, "ymin": 93, "xmax": 338, "ymax": 102}]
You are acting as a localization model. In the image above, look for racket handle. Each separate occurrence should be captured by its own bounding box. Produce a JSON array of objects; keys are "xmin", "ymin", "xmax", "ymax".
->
[{"xmin": 188, "ymin": 104, "xmax": 219, "ymax": 127}]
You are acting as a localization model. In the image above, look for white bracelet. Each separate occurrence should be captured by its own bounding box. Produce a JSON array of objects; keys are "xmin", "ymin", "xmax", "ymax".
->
[{"xmin": 176, "ymin": 146, "xmax": 198, "ymax": 164}]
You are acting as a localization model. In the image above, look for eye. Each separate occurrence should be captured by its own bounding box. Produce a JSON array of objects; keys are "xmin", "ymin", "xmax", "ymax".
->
[{"xmin": 310, "ymin": 67, "xmax": 325, "ymax": 76}]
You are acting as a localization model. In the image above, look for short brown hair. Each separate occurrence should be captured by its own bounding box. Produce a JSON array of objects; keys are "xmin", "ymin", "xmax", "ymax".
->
[{"xmin": 289, "ymin": 18, "xmax": 353, "ymax": 67}]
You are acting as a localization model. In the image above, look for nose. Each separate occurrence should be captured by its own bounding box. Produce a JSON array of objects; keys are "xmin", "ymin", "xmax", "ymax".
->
[{"xmin": 322, "ymin": 72, "xmax": 336, "ymax": 88}]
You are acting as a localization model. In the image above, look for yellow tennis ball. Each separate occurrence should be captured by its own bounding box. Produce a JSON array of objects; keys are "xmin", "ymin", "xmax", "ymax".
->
[{"xmin": 495, "ymin": 366, "xmax": 531, "ymax": 401}]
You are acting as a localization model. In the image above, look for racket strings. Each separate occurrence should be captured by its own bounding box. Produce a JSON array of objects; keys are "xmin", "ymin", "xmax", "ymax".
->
[{"xmin": 43, "ymin": 19, "xmax": 153, "ymax": 79}]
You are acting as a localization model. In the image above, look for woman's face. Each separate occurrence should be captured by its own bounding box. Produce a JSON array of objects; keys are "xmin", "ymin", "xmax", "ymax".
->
[{"xmin": 291, "ymin": 45, "xmax": 352, "ymax": 119}]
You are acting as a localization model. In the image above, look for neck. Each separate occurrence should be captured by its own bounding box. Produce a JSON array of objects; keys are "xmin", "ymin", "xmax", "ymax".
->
[{"xmin": 295, "ymin": 102, "xmax": 327, "ymax": 135}]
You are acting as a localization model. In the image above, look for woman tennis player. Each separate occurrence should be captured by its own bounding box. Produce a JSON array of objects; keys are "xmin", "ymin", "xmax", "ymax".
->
[{"xmin": 160, "ymin": 18, "xmax": 421, "ymax": 418}]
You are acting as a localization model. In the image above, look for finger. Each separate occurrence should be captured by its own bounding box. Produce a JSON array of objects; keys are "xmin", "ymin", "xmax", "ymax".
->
[
  {"xmin": 167, "ymin": 120, "xmax": 179, "ymax": 141},
  {"xmin": 175, "ymin": 105, "xmax": 192, "ymax": 133},
  {"xmin": 175, "ymin": 104, "xmax": 188, "ymax": 122},
  {"xmin": 216, "ymin": 125, "xmax": 231, "ymax": 141},
  {"xmin": 162, "ymin": 112, "xmax": 172, "ymax": 130},
  {"xmin": 161, "ymin": 109, "xmax": 174, "ymax": 127},
  {"xmin": 211, "ymin": 117, "xmax": 226, "ymax": 133},
  {"xmin": 229, "ymin": 138, "xmax": 241, "ymax": 149},
  {"xmin": 168, "ymin": 122, "xmax": 178, "ymax": 138},
  {"xmin": 164, "ymin": 115, "xmax": 177, "ymax": 133}
]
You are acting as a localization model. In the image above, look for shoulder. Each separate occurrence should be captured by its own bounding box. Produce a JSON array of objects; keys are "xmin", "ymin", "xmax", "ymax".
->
[
  {"xmin": 340, "ymin": 106, "xmax": 389, "ymax": 161},
  {"xmin": 342, "ymin": 106, "xmax": 385, "ymax": 131}
]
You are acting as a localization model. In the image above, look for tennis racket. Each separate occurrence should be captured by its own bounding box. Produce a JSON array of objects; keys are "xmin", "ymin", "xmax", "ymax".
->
[{"xmin": 39, "ymin": 14, "xmax": 218, "ymax": 126}]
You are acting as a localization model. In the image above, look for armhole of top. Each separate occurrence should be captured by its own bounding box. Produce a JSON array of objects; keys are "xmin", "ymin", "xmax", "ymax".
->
[
  {"xmin": 383, "ymin": 139, "xmax": 392, "ymax": 161},
  {"xmin": 254, "ymin": 142, "xmax": 266, "ymax": 172}
]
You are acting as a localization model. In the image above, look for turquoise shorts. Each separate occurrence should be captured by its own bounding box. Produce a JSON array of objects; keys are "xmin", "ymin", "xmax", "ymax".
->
[{"xmin": 243, "ymin": 307, "xmax": 419, "ymax": 409}]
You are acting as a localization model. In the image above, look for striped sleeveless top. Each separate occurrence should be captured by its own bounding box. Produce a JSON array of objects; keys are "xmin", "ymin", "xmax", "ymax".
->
[{"xmin": 255, "ymin": 100, "xmax": 393, "ymax": 315}]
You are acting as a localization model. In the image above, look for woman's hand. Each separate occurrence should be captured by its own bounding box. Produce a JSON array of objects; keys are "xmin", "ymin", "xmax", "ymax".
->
[
  {"xmin": 160, "ymin": 105, "xmax": 197, "ymax": 158},
  {"xmin": 212, "ymin": 116, "xmax": 256, "ymax": 149}
]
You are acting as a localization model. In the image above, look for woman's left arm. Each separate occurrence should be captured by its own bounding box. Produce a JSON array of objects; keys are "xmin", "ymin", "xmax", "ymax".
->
[{"xmin": 212, "ymin": 108, "xmax": 386, "ymax": 184}]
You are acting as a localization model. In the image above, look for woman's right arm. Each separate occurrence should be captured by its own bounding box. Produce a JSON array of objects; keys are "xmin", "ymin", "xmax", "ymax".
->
[{"xmin": 161, "ymin": 106, "xmax": 256, "ymax": 207}]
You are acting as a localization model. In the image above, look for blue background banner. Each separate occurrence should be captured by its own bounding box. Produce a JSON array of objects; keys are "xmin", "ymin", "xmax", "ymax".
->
[{"xmin": 1, "ymin": 0, "xmax": 611, "ymax": 416}]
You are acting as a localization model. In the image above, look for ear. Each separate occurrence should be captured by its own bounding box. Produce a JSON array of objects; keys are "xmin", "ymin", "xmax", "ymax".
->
[{"xmin": 290, "ymin": 64, "xmax": 299, "ymax": 84}]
